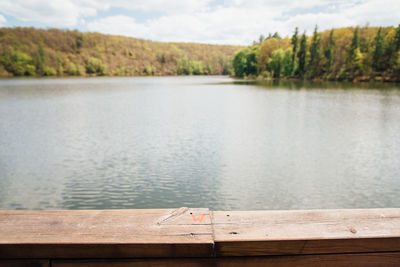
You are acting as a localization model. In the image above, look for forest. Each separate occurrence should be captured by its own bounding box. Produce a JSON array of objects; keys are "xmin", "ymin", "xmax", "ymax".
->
[
  {"xmin": 233, "ymin": 25, "xmax": 400, "ymax": 82},
  {"xmin": 2, "ymin": 26, "xmax": 400, "ymax": 82},
  {"xmin": 0, "ymin": 27, "xmax": 241, "ymax": 77}
]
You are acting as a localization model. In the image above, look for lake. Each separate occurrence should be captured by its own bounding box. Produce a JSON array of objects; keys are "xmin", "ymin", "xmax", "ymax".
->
[{"xmin": 1, "ymin": 76, "xmax": 400, "ymax": 210}]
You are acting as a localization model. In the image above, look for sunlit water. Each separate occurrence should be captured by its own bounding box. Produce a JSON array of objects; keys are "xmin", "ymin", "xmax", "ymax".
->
[{"xmin": 1, "ymin": 76, "xmax": 400, "ymax": 210}]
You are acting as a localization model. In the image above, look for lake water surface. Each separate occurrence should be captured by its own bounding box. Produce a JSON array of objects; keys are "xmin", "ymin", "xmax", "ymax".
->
[{"xmin": 1, "ymin": 76, "xmax": 400, "ymax": 210}]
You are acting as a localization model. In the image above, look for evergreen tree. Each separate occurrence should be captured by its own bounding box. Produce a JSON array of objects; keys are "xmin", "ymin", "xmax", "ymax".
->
[
  {"xmin": 309, "ymin": 25, "xmax": 322, "ymax": 77},
  {"xmin": 272, "ymin": 32, "xmax": 281, "ymax": 39},
  {"xmin": 390, "ymin": 25, "xmax": 400, "ymax": 75},
  {"xmin": 297, "ymin": 32, "xmax": 307, "ymax": 77},
  {"xmin": 291, "ymin": 27, "xmax": 299, "ymax": 73},
  {"xmin": 348, "ymin": 27, "xmax": 362, "ymax": 74},
  {"xmin": 350, "ymin": 26, "xmax": 360, "ymax": 56},
  {"xmin": 324, "ymin": 29, "xmax": 335, "ymax": 73},
  {"xmin": 259, "ymin": 34, "xmax": 265, "ymax": 44},
  {"xmin": 373, "ymin": 27, "xmax": 387, "ymax": 71}
]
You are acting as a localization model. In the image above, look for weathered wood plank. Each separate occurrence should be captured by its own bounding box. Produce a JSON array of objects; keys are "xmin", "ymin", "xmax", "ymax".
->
[
  {"xmin": 0, "ymin": 208, "xmax": 213, "ymax": 259},
  {"xmin": 53, "ymin": 259, "xmax": 213, "ymax": 267},
  {"xmin": 2, "ymin": 208, "xmax": 400, "ymax": 260},
  {"xmin": 213, "ymin": 209, "xmax": 400, "ymax": 256},
  {"xmin": 0, "ymin": 260, "xmax": 49, "ymax": 267},
  {"xmin": 216, "ymin": 253, "xmax": 400, "ymax": 267},
  {"xmin": 52, "ymin": 252, "xmax": 400, "ymax": 267}
]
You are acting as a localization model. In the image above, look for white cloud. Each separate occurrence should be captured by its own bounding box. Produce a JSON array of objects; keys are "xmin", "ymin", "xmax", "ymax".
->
[
  {"xmin": 87, "ymin": 0, "xmax": 400, "ymax": 45},
  {"xmin": 101, "ymin": 0, "xmax": 213, "ymax": 14},
  {"xmin": 1, "ymin": 0, "xmax": 399, "ymax": 44},
  {"xmin": 0, "ymin": 0, "xmax": 212, "ymax": 27},
  {"xmin": 0, "ymin": 15, "xmax": 6, "ymax": 26},
  {"xmin": 342, "ymin": 0, "xmax": 400, "ymax": 27},
  {"xmin": 0, "ymin": 0, "xmax": 99, "ymax": 27},
  {"xmin": 87, "ymin": 15, "xmax": 150, "ymax": 38}
]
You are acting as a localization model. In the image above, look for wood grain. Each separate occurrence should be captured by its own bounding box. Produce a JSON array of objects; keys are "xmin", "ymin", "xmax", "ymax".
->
[
  {"xmin": 213, "ymin": 208, "xmax": 400, "ymax": 256},
  {"xmin": 0, "ymin": 208, "xmax": 213, "ymax": 258},
  {"xmin": 0, "ymin": 260, "xmax": 49, "ymax": 267},
  {"xmin": 1, "ymin": 208, "xmax": 400, "ymax": 260},
  {"xmin": 53, "ymin": 259, "xmax": 213, "ymax": 267},
  {"xmin": 216, "ymin": 253, "xmax": 400, "ymax": 267},
  {"xmin": 52, "ymin": 253, "xmax": 400, "ymax": 267}
]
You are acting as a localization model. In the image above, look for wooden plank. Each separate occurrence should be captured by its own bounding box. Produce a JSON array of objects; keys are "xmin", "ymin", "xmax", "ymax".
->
[
  {"xmin": 52, "ymin": 252, "xmax": 400, "ymax": 267},
  {"xmin": 2, "ymin": 208, "xmax": 400, "ymax": 259},
  {"xmin": 0, "ymin": 208, "xmax": 213, "ymax": 259},
  {"xmin": 0, "ymin": 260, "xmax": 49, "ymax": 267},
  {"xmin": 53, "ymin": 259, "xmax": 213, "ymax": 267},
  {"xmin": 213, "ymin": 208, "xmax": 400, "ymax": 256},
  {"xmin": 216, "ymin": 252, "xmax": 400, "ymax": 267}
]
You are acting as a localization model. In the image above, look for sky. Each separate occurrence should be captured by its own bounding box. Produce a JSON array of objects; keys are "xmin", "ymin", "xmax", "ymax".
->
[{"xmin": 0, "ymin": 0, "xmax": 399, "ymax": 45}]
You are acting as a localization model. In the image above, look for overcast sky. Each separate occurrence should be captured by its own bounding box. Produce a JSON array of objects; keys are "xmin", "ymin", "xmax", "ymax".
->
[{"xmin": 0, "ymin": 0, "xmax": 399, "ymax": 45}]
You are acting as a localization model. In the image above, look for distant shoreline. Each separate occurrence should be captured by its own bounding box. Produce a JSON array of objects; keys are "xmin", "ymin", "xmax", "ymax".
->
[{"xmin": 0, "ymin": 27, "xmax": 242, "ymax": 78}]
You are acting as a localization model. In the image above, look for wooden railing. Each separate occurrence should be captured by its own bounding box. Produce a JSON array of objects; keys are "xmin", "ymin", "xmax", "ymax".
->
[{"xmin": 1, "ymin": 208, "xmax": 400, "ymax": 266}]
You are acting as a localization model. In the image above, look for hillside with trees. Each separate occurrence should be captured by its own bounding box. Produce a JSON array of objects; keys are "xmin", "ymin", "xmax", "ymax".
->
[
  {"xmin": 233, "ymin": 25, "xmax": 400, "ymax": 82},
  {"xmin": 0, "ymin": 27, "xmax": 241, "ymax": 77}
]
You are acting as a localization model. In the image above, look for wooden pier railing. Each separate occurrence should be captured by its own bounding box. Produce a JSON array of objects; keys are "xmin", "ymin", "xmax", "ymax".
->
[{"xmin": 0, "ymin": 208, "xmax": 400, "ymax": 266}]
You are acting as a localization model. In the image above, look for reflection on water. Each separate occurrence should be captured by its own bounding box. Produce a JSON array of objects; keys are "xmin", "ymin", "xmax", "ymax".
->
[
  {"xmin": 0, "ymin": 76, "xmax": 400, "ymax": 210},
  {"xmin": 231, "ymin": 78, "xmax": 400, "ymax": 90}
]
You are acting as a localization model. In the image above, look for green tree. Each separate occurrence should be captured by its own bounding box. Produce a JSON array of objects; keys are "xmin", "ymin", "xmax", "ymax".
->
[
  {"xmin": 282, "ymin": 48, "xmax": 293, "ymax": 77},
  {"xmin": 350, "ymin": 27, "xmax": 360, "ymax": 55},
  {"xmin": 291, "ymin": 27, "xmax": 299, "ymax": 73},
  {"xmin": 233, "ymin": 49, "xmax": 247, "ymax": 77},
  {"xmin": 324, "ymin": 29, "xmax": 335, "ymax": 73},
  {"xmin": 56, "ymin": 53, "xmax": 63, "ymax": 75},
  {"xmin": 272, "ymin": 32, "xmax": 281, "ymax": 39},
  {"xmin": 259, "ymin": 34, "xmax": 265, "ymax": 44},
  {"xmin": 177, "ymin": 56, "xmax": 192, "ymax": 75},
  {"xmin": 389, "ymin": 25, "xmax": 400, "ymax": 74},
  {"xmin": 35, "ymin": 43, "xmax": 45, "ymax": 75},
  {"xmin": 191, "ymin": 60, "xmax": 204, "ymax": 75},
  {"xmin": 232, "ymin": 46, "xmax": 259, "ymax": 77},
  {"xmin": 86, "ymin": 57, "xmax": 106, "ymax": 76},
  {"xmin": 308, "ymin": 25, "xmax": 322, "ymax": 77},
  {"xmin": 76, "ymin": 33, "xmax": 84, "ymax": 49},
  {"xmin": 144, "ymin": 66, "xmax": 155, "ymax": 75},
  {"xmin": 348, "ymin": 27, "xmax": 362, "ymax": 74},
  {"xmin": 269, "ymin": 49, "xmax": 284, "ymax": 78},
  {"xmin": 3, "ymin": 50, "xmax": 36, "ymax": 76},
  {"xmin": 373, "ymin": 28, "xmax": 387, "ymax": 71},
  {"xmin": 395, "ymin": 24, "xmax": 400, "ymax": 51},
  {"xmin": 43, "ymin": 66, "xmax": 56, "ymax": 76},
  {"xmin": 67, "ymin": 62, "xmax": 78, "ymax": 75},
  {"xmin": 221, "ymin": 57, "xmax": 232, "ymax": 75},
  {"xmin": 205, "ymin": 62, "xmax": 213, "ymax": 75},
  {"xmin": 297, "ymin": 32, "xmax": 307, "ymax": 77},
  {"xmin": 232, "ymin": 48, "xmax": 248, "ymax": 77}
]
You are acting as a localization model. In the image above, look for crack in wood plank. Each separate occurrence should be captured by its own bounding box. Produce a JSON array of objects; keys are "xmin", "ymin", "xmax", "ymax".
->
[
  {"xmin": 164, "ymin": 233, "xmax": 213, "ymax": 237},
  {"xmin": 156, "ymin": 207, "xmax": 189, "ymax": 225}
]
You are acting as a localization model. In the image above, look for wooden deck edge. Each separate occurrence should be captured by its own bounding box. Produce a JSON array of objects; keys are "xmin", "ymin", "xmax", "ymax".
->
[
  {"xmin": 3, "ymin": 253, "xmax": 400, "ymax": 267},
  {"xmin": 50, "ymin": 252, "xmax": 400, "ymax": 267},
  {"xmin": 0, "ymin": 208, "xmax": 399, "ymax": 260},
  {"xmin": 212, "ymin": 208, "xmax": 400, "ymax": 256}
]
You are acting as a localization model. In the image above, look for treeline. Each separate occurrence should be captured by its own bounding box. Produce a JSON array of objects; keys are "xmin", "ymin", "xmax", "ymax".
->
[
  {"xmin": 233, "ymin": 25, "xmax": 400, "ymax": 82},
  {"xmin": 0, "ymin": 27, "xmax": 241, "ymax": 77}
]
